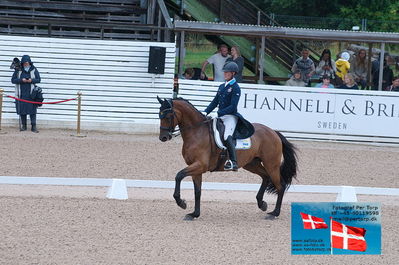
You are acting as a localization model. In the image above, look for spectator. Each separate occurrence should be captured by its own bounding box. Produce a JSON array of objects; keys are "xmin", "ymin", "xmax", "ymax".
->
[
  {"xmin": 350, "ymin": 49, "xmax": 368, "ymax": 89},
  {"xmin": 335, "ymin": 52, "xmax": 351, "ymax": 87},
  {"xmin": 285, "ymin": 70, "xmax": 306, "ymax": 87},
  {"xmin": 385, "ymin": 76, "xmax": 399, "ymax": 92},
  {"xmin": 226, "ymin": 46, "xmax": 244, "ymax": 82},
  {"xmin": 11, "ymin": 55, "xmax": 41, "ymax": 133},
  {"xmin": 201, "ymin": 44, "xmax": 230, "ymax": 82},
  {"xmin": 315, "ymin": 49, "xmax": 336, "ymax": 82},
  {"xmin": 183, "ymin": 67, "xmax": 208, "ymax": 80},
  {"xmin": 340, "ymin": 73, "xmax": 359, "ymax": 90},
  {"xmin": 315, "ymin": 75, "xmax": 334, "ymax": 88},
  {"xmin": 291, "ymin": 48, "xmax": 315, "ymax": 86},
  {"xmin": 372, "ymin": 54, "xmax": 393, "ymax": 91}
]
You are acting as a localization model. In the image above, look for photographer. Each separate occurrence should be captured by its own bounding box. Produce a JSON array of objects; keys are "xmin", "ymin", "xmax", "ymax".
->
[{"xmin": 11, "ymin": 55, "xmax": 41, "ymax": 133}]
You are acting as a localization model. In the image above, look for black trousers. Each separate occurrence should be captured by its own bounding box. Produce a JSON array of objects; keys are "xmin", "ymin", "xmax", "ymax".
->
[{"xmin": 20, "ymin": 114, "xmax": 37, "ymax": 125}]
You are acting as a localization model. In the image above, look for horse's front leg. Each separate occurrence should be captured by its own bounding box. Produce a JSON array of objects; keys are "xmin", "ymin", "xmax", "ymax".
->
[
  {"xmin": 184, "ymin": 174, "xmax": 202, "ymax": 221},
  {"xmin": 173, "ymin": 162, "xmax": 204, "ymax": 211},
  {"xmin": 173, "ymin": 168, "xmax": 188, "ymax": 209}
]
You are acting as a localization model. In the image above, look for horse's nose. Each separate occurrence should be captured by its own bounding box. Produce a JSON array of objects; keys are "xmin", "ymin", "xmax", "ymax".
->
[{"xmin": 160, "ymin": 135, "xmax": 168, "ymax": 142}]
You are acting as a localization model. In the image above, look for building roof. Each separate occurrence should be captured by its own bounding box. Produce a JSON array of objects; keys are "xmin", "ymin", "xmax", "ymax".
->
[{"xmin": 174, "ymin": 20, "xmax": 399, "ymax": 43}]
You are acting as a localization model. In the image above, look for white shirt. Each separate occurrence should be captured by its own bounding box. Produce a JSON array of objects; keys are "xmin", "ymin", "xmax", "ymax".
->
[{"xmin": 207, "ymin": 53, "xmax": 231, "ymax": 82}]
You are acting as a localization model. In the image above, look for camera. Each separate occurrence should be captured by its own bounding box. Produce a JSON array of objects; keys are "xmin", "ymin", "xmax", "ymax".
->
[{"xmin": 10, "ymin": 57, "xmax": 21, "ymax": 71}]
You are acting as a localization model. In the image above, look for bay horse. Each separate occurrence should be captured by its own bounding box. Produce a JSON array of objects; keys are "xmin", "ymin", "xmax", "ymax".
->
[{"xmin": 157, "ymin": 97, "xmax": 298, "ymax": 220}]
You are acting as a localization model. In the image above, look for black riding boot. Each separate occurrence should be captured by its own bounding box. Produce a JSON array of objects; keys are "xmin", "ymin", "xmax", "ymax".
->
[
  {"xmin": 224, "ymin": 136, "xmax": 238, "ymax": 171},
  {"xmin": 20, "ymin": 115, "xmax": 27, "ymax": 131},
  {"xmin": 31, "ymin": 124, "xmax": 39, "ymax": 133}
]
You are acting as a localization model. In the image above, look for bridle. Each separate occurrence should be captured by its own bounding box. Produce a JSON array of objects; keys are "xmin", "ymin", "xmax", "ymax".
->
[
  {"xmin": 159, "ymin": 104, "xmax": 178, "ymax": 135},
  {"xmin": 159, "ymin": 99, "xmax": 211, "ymax": 137}
]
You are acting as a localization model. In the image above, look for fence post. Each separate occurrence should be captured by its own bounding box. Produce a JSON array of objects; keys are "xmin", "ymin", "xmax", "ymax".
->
[
  {"xmin": 76, "ymin": 91, "xmax": 83, "ymax": 136},
  {"xmin": 0, "ymin": 88, "xmax": 3, "ymax": 132},
  {"xmin": 258, "ymin": 36, "xmax": 265, "ymax": 84}
]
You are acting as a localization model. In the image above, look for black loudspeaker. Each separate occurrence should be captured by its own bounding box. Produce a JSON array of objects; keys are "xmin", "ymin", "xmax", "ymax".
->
[{"xmin": 148, "ymin": 46, "xmax": 166, "ymax": 74}]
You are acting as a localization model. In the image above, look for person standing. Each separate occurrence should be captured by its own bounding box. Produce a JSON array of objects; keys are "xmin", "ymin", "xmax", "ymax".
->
[
  {"xmin": 315, "ymin": 49, "xmax": 336, "ymax": 81},
  {"xmin": 350, "ymin": 49, "xmax": 368, "ymax": 89},
  {"xmin": 201, "ymin": 44, "xmax": 230, "ymax": 82},
  {"xmin": 11, "ymin": 55, "xmax": 41, "ymax": 133},
  {"xmin": 291, "ymin": 48, "xmax": 315, "ymax": 86},
  {"xmin": 335, "ymin": 52, "xmax": 351, "ymax": 87},
  {"xmin": 203, "ymin": 62, "xmax": 254, "ymax": 171},
  {"xmin": 226, "ymin": 46, "xmax": 244, "ymax": 82},
  {"xmin": 372, "ymin": 54, "xmax": 393, "ymax": 91}
]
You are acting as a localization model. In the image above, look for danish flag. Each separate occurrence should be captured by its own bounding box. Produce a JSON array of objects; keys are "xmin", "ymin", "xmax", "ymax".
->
[
  {"xmin": 331, "ymin": 219, "xmax": 367, "ymax": 252},
  {"xmin": 300, "ymin": 212, "xmax": 328, "ymax": 229}
]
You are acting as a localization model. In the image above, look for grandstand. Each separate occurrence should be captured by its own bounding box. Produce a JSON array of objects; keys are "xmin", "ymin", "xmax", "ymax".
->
[
  {"xmin": 1, "ymin": 0, "xmax": 398, "ymax": 87},
  {"xmin": 0, "ymin": 0, "xmax": 172, "ymax": 41}
]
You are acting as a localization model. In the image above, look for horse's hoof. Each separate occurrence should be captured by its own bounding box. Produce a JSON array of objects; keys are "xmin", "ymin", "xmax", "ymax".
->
[
  {"xmin": 184, "ymin": 214, "xmax": 195, "ymax": 221},
  {"xmin": 184, "ymin": 212, "xmax": 199, "ymax": 221},
  {"xmin": 259, "ymin": 201, "xmax": 267, "ymax": 212},
  {"xmin": 178, "ymin": 200, "xmax": 187, "ymax": 209},
  {"xmin": 267, "ymin": 210, "xmax": 280, "ymax": 218}
]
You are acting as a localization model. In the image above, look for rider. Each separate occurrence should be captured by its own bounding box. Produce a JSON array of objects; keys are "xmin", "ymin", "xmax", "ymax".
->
[{"xmin": 203, "ymin": 61, "xmax": 251, "ymax": 171}]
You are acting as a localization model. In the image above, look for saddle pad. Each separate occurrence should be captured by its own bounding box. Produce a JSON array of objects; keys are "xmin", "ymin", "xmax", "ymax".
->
[
  {"xmin": 236, "ymin": 138, "xmax": 251, "ymax": 150},
  {"xmin": 212, "ymin": 118, "xmax": 251, "ymax": 150}
]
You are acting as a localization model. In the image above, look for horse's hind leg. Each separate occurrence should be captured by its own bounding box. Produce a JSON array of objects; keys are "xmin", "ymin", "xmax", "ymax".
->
[
  {"xmin": 264, "ymin": 165, "xmax": 285, "ymax": 217},
  {"xmin": 243, "ymin": 158, "xmax": 269, "ymax": 212},
  {"xmin": 268, "ymin": 190, "xmax": 284, "ymax": 217}
]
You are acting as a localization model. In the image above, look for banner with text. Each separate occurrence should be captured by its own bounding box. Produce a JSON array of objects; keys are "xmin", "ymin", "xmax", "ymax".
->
[{"xmin": 239, "ymin": 86, "xmax": 399, "ymax": 138}]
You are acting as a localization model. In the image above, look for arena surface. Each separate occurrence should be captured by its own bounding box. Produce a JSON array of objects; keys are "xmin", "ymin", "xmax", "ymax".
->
[{"xmin": 1, "ymin": 127, "xmax": 398, "ymax": 264}]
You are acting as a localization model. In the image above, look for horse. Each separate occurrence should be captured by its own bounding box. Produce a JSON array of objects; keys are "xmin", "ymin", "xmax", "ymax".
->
[{"xmin": 157, "ymin": 96, "xmax": 298, "ymax": 220}]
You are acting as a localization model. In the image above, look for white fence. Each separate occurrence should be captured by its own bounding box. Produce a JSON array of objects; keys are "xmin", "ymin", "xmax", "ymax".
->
[
  {"xmin": 178, "ymin": 80, "xmax": 399, "ymax": 144},
  {"xmin": 0, "ymin": 35, "xmax": 175, "ymax": 132},
  {"xmin": 0, "ymin": 176, "xmax": 398, "ymax": 202}
]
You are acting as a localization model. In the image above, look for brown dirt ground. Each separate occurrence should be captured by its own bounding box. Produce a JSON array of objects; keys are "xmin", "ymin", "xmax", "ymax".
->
[{"xmin": 0, "ymin": 127, "xmax": 398, "ymax": 264}]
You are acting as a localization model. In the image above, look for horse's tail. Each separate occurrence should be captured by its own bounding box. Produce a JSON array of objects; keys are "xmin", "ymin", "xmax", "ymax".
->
[{"xmin": 276, "ymin": 131, "xmax": 298, "ymax": 191}]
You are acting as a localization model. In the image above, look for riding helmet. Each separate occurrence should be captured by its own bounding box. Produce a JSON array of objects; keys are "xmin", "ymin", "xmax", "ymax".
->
[{"xmin": 222, "ymin": 61, "xmax": 239, "ymax": 73}]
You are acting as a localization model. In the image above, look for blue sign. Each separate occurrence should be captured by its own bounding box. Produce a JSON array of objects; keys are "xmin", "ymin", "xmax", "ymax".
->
[{"xmin": 291, "ymin": 202, "xmax": 381, "ymax": 255}]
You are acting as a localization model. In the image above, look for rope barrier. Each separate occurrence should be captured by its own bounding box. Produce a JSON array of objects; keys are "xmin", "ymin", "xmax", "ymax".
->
[
  {"xmin": 1, "ymin": 91, "xmax": 83, "ymax": 136},
  {"xmin": 5, "ymin": 95, "xmax": 77, "ymax": 104}
]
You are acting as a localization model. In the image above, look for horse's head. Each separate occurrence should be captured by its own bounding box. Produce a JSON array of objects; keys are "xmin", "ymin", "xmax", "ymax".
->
[{"xmin": 157, "ymin": 96, "xmax": 178, "ymax": 142}]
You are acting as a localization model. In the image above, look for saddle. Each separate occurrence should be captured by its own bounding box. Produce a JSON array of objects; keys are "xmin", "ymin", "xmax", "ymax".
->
[
  {"xmin": 212, "ymin": 118, "xmax": 251, "ymax": 150},
  {"xmin": 208, "ymin": 117, "xmax": 251, "ymax": 172}
]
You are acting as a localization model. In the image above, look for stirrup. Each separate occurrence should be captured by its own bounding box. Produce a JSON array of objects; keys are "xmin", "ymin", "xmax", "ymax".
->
[{"xmin": 224, "ymin": 160, "xmax": 238, "ymax": 171}]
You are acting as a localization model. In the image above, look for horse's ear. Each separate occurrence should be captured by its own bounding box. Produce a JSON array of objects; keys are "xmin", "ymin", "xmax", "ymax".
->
[
  {"xmin": 167, "ymin": 99, "xmax": 173, "ymax": 107},
  {"xmin": 157, "ymin": 95, "xmax": 163, "ymax": 104}
]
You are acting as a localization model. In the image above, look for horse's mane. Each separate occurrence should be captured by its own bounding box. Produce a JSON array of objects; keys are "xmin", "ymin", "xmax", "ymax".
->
[{"xmin": 173, "ymin": 97, "xmax": 206, "ymax": 118}]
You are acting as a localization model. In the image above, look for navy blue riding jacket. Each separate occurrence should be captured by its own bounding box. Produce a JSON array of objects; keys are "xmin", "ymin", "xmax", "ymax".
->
[
  {"xmin": 204, "ymin": 78, "xmax": 255, "ymax": 139},
  {"xmin": 204, "ymin": 79, "xmax": 241, "ymax": 117}
]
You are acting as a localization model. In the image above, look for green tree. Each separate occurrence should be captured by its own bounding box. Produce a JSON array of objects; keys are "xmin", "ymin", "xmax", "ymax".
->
[{"xmin": 252, "ymin": 0, "xmax": 399, "ymax": 31}]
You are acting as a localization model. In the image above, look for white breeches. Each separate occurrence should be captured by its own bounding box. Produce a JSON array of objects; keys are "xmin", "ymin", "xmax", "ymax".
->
[{"xmin": 220, "ymin": 115, "xmax": 238, "ymax": 140}]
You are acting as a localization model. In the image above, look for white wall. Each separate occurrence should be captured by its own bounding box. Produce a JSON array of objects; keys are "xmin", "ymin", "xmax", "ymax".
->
[
  {"xmin": 178, "ymin": 80, "xmax": 399, "ymax": 144},
  {"xmin": 0, "ymin": 35, "xmax": 175, "ymax": 133}
]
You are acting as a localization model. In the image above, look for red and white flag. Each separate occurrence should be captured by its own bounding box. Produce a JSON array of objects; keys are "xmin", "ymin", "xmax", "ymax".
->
[
  {"xmin": 331, "ymin": 219, "xmax": 367, "ymax": 252},
  {"xmin": 300, "ymin": 212, "xmax": 328, "ymax": 229}
]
